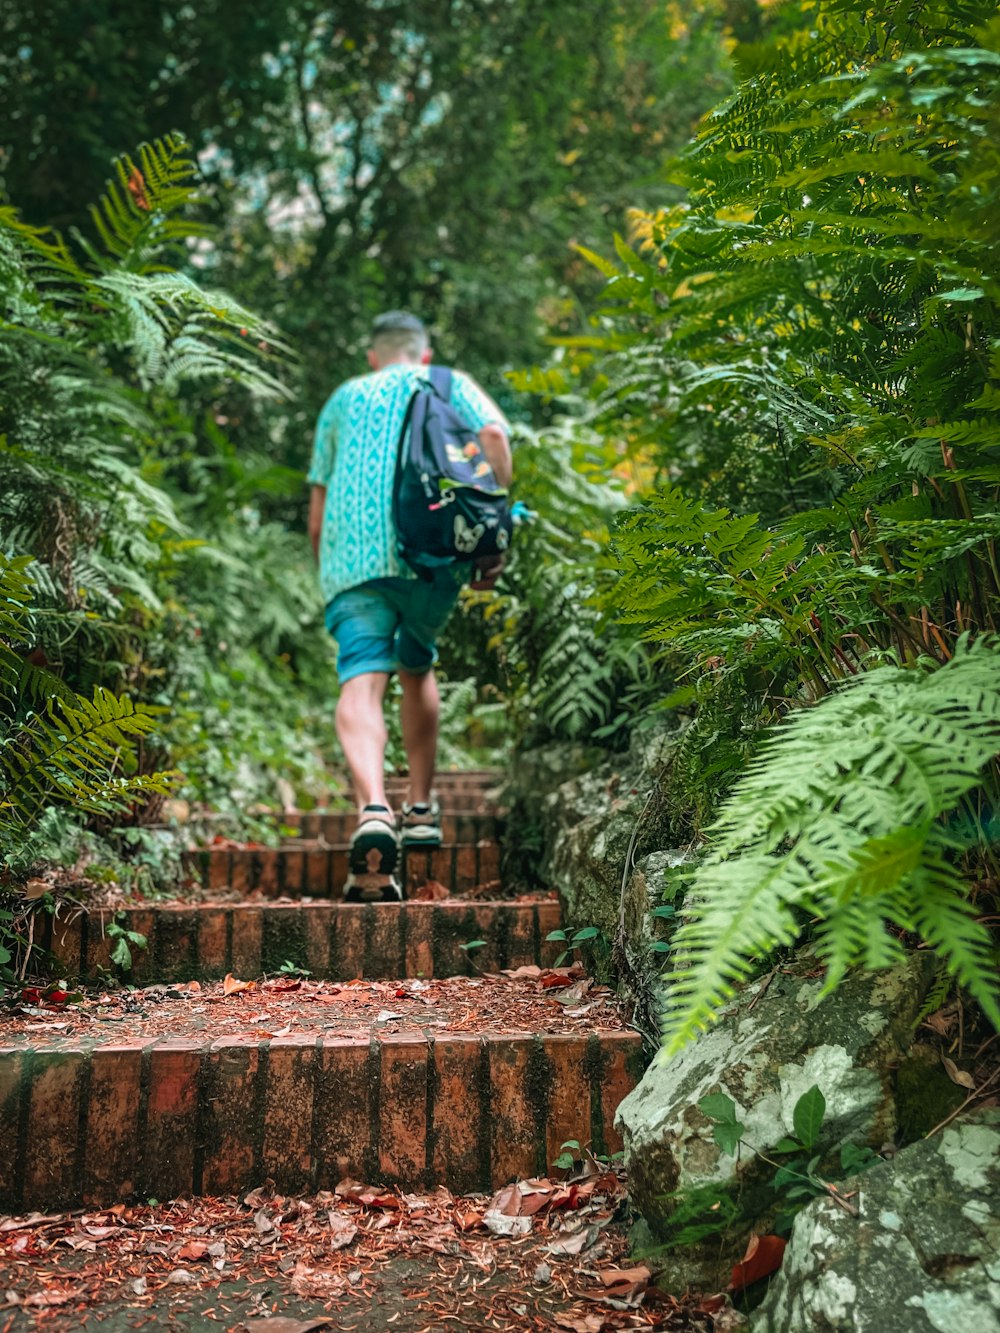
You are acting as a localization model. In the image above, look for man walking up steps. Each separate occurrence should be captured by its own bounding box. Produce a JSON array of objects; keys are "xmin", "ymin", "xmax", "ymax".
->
[{"xmin": 308, "ymin": 311, "xmax": 512, "ymax": 901}]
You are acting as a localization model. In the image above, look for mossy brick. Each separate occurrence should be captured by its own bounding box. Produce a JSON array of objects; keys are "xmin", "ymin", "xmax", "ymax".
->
[
  {"xmin": 488, "ymin": 1035, "xmax": 542, "ymax": 1184},
  {"xmin": 261, "ymin": 905, "xmax": 309, "ymax": 974},
  {"xmin": 25, "ymin": 1048, "xmax": 86, "ymax": 1209},
  {"xmin": 331, "ymin": 905, "xmax": 366, "ymax": 979},
  {"xmin": 592, "ymin": 1030, "xmax": 645, "ymax": 1158},
  {"xmin": 431, "ymin": 845, "xmax": 456, "ymax": 890},
  {"xmin": 153, "ymin": 906, "xmax": 197, "ymax": 977},
  {"xmin": 331, "ymin": 849, "xmax": 350, "ymax": 895},
  {"xmin": 83, "ymin": 910, "xmax": 116, "ymax": 976},
  {"xmin": 279, "ymin": 847, "xmax": 306, "ymax": 894},
  {"xmin": 144, "ymin": 1039, "xmax": 203, "ymax": 1199},
  {"xmin": 542, "ymin": 1036, "xmax": 592, "ymax": 1172},
  {"xmin": 305, "ymin": 847, "xmax": 331, "ymax": 894},
  {"xmin": 84, "ymin": 1042, "xmax": 145, "ymax": 1203},
  {"xmin": 432, "ymin": 904, "xmax": 497, "ymax": 977},
  {"xmin": 536, "ymin": 901, "xmax": 564, "ymax": 965},
  {"xmin": 314, "ymin": 1036, "xmax": 375, "ymax": 1186},
  {"xmin": 365, "ymin": 903, "xmax": 404, "ymax": 977},
  {"xmin": 207, "ymin": 848, "xmax": 230, "ymax": 890},
  {"xmin": 505, "ymin": 904, "xmax": 537, "ymax": 969},
  {"xmin": 378, "ymin": 1033, "xmax": 429, "ymax": 1187},
  {"xmin": 49, "ymin": 916, "xmax": 83, "ymax": 979},
  {"xmin": 431, "ymin": 1035, "xmax": 486, "ymax": 1194},
  {"xmin": 252, "ymin": 848, "xmax": 279, "ymax": 894},
  {"xmin": 0, "ymin": 1049, "xmax": 24, "ymax": 1208},
  {"xmin": 195, "ymin": 907, "xmax": 229, "ymax": 978},
  {"xmin": 302, "ymin": 903, "xmax": 334, "ymax": 975},
  {"xmin": 403, "ymin": 903, "xmax": 435, "ymax": 978},
  {"xmin": 403, "ymin": 849, "xmax": 432, "ymax": 895},
  {"xmin": 454, "ymin": 845, "xmax": 477, "ymax": 891},
  {"xmin": 477, "ymin": 840, "xmax": 501, "ymax": 885},
  {"xmin": 202, "ymin": 1037, "xmax": 262, "ymax": 1195},
  {"xmin": 230, "ymin": 906, "xmax": 263, "ymax": 978},
  {"xmin": 229, "ymin": 851, "xmax": 250, "ymax": 893},
  {"xmin": 263, "ymin": 1036, "xmax": 316, "ymax": 1192}
]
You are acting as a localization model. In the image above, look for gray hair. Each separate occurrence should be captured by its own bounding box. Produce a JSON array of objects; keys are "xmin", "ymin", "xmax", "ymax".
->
[{"xmin": 371, "ymin": 310, "xmax": 428, "ymax": 357}]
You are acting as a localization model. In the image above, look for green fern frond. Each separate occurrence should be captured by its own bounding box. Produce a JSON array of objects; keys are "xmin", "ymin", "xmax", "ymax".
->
[{"xmin": 662, "ymin": 638, "xmax": 1000, "ymax": 1054}]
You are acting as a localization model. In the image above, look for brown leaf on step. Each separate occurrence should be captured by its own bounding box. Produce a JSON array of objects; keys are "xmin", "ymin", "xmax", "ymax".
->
[
  {"xmin": 413, "ymin": 879, "xmax": 450, "ymax": 901},
  {"xmin": 729, "ymin": 1232, "xmax": 786, "ymax": 1291},
  {"xmin": 590, "ymin": 1263, "xmax": 651, "ymax": 1305},
  {"xmin": 334, "ymin": 1179, "xmax": 401, "ymax": 1209},
  {"xmin": 25, "ymin": 878, "xmax": 49, "ymax": 900},
  {"xmin": 941, "ymin": 1055, "xmax": 976, "ymax": 1089},
  {"xmin": 923, "ymin": 1008, "xmax": 953, "ymax": 1036},
  {"xmin": 223, "ymin": 973, "xmax": 255, "ymax": 995},
  {"xmin": 176, "ymin": 1238, "xmax": 209, "ymax": 1261},
  {"xmin": 551, "ymin": 979, "xmax": 594, "ymax": 1007}
]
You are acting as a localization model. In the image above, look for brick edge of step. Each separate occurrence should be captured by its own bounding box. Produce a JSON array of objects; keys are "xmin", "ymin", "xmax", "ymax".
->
[
  {"xmin": 46, "ymin": 899, "xmax": 564, "ymax": 984},
  {"xmin": 186, "ymin": 841, "xmax": 502, "ymax": 898},
  {"xmin": 0, "ymin": 1030, "xmax": 645, "ymax": 1210}
]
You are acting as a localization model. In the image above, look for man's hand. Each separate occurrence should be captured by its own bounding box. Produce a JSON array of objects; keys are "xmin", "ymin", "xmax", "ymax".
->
[
  {"xmin": 308, "ymin": 485, "xmax": 326, "ymax": 561},
  {"xmin": 478, "ymin": 423, "xmax": 512, "ymax": 489}
]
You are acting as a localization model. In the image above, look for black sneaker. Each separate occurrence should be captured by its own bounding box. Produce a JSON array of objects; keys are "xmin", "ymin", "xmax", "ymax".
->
[
  {"xmin": 348, "ymin": 805, "xmax": 400, "ymax": 875},
  {"xmin": 343, "ymin": 872, "xmax": 403, "ymax": 904},
  {"xmin": 400, "ymin": 798, "xmax": 442, "ymax": 848}
]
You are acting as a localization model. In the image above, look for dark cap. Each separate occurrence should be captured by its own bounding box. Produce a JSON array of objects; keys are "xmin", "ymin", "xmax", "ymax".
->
[{"xmin": 371, "ymin": 310, "xmax": 427, "ymax": 338}]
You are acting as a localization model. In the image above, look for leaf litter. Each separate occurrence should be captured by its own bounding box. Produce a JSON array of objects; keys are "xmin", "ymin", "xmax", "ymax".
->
[
  {"xmin": 0, "ymin": 1170, "xmax": 740, "ymax": 1331},
  {"xmin": 0, "ymin": 969, "xmax": 626, "ymax": 1047}
]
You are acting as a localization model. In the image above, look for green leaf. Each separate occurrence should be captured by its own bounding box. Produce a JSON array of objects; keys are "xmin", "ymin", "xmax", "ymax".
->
[
  {"xmin": 572, "ymin": 926, "xmax": 600, "ymax": 943},
  {"xmin": 652, "ymin": 905, "xmax": 676, "ymax": 919},
  {"xmin": 546, "ymin": 929, "xmax": 569, "ymax": 942},
  {"xmin": 711, "ymin": 1122, "xmax": 744, "ymax": 1156},
  {"xmin": 699, "ymin": 1092, "xmax": 739, "ymax": 1124},
  {"xmin": 774, "ymin": 1137, "xmax": 802, "ymax": 1154},
  {"xmin": 460, "ymin": 939, "xmax": 487, "ymax": 952},
  {"xmin": 792, "ymin": 1086, "xmax": 826, "ymax": 1151}
]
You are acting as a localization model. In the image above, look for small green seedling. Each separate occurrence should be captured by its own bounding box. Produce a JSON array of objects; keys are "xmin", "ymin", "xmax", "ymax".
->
[{"xmin": 107, "ymin": 916, "xmax": 148, "ymax": 972}]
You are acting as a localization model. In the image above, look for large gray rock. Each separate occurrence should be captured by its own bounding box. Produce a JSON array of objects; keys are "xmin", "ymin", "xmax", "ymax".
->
[
  {"xmin": 616, "ymin": 954, "xmax": 937, "ymax": 1261},
  {"xmin": 753, "ymin": 1112, "xmax": 1000, "ymax": 1332}
]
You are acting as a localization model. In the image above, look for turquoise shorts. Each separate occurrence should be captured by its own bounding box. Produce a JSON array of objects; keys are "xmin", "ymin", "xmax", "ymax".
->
[{"xmin": 325, "ymin": 573, "xmax": 461, "ymax": 684}]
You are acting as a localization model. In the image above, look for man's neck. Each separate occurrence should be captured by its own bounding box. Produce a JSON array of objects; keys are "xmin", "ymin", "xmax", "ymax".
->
[{"xmin": 373, "ymin": 355, "xmax": 422, "ymax": 370}]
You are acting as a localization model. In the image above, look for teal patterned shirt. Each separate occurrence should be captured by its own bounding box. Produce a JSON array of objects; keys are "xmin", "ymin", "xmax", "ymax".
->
[{"xmin": 308, "ymin": 363, "xmax": 509, "ymax": 605}]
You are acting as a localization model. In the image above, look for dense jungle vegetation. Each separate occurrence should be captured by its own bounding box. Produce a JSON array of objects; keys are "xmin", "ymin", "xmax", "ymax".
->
[{"xmin": 2, "ymin": 0, "xmax": 998, "ymax": 1047}]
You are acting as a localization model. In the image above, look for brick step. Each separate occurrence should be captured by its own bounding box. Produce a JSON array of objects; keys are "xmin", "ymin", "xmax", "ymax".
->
[
  {"xmin": 187, "ymin": 841, "xmax": 501, "ymax": 898},
  {"xmin": 47, "ymin": 899, "xmax": 563, "ymax": 984},
  {"xmin": 293, "ymin": 810, "xmax": 501, "ymax": 843},
  {"xmin": 0, "ymin": 1023, "xmax": 641, "ymax": 1209}
]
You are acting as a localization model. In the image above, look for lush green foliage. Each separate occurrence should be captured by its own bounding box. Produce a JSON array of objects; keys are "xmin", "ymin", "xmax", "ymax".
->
[
  {"xmin": 0, "ymin": 135, "xmax": 336, "ymax": 903},
  {"xmin": 553, "ymin": 0, "xmax": 1000, "ymax": 1038}
]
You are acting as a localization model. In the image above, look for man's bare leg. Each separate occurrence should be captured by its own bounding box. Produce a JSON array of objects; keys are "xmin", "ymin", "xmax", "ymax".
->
[
  {"xmin": 335, "ymin": 671, "xmax": 392, "ymax": 813},
  {"xmin": 399, "ymin": 667, "xmax": 440, "ymax": 806}
]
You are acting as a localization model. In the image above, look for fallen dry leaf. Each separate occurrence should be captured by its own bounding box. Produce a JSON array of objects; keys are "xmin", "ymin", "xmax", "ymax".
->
[
  {"xmin": 729, "ymin": 1232, "xmax": 786, "ymax": 1291},
  {"xmin": 412, "ymin": 878, "xmax": 450, "ymax": 901},
  {"xmin": 223, "ymin": 973, "xmax": 255, "ymax": 996},
  {"xmin": 941, "ymin": 1055, "xmax": 976, "ymax": 1090}
]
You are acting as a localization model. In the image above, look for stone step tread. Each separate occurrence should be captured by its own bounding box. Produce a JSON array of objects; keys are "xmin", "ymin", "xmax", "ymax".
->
[
  {"xmin": 187, "ymin": 841, "xmax": 502, "ymax": 898},
  {"xmin": 0, "ymin": 975, "xmax": 642, "ymax": 1207},
  {"xmin": 47, "ymin": 898, "xmax": 563, "ymax": 984}
]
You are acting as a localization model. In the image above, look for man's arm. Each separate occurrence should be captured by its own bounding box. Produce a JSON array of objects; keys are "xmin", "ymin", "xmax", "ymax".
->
[
  {"xmin": 309, "ymin": 485, "xmax": 326, "ymax": 561},
  {"xmin": 479, "ymin": 423, "xmax": 512, "ymax": 489}
]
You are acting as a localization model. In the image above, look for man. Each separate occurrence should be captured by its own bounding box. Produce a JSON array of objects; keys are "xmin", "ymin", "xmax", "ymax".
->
[{"xmin": 308, "ymin": 311, "xmax": 512, "ymax": 901}]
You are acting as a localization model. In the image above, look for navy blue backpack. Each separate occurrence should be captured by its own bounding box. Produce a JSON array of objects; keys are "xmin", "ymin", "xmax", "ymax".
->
[{"xmin": 393, "ymin": 366, "xmax": 513, "ymax": 577}]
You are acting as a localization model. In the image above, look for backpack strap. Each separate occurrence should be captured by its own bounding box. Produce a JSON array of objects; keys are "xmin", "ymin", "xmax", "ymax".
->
[{"xmin": 429, "ymin": 365, "xmax": 453, "ymax": 401}]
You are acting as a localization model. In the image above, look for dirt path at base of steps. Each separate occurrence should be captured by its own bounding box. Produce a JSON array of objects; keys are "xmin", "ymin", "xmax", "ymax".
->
[{"xmin": 0, "ymin": 1181, "xmax": 733, "ymax": 1332}]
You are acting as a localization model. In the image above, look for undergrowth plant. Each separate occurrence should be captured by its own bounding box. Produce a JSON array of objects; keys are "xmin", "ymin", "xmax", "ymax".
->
[{"xmin": 550, "ymin": 1, "xmax": 1000, "ymax": 1042}]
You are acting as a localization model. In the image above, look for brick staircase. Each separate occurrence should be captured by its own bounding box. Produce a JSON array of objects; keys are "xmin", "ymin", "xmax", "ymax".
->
[{"xmin": 0, "ymin": 771, "xmax": 644, "ymax": 1214}]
